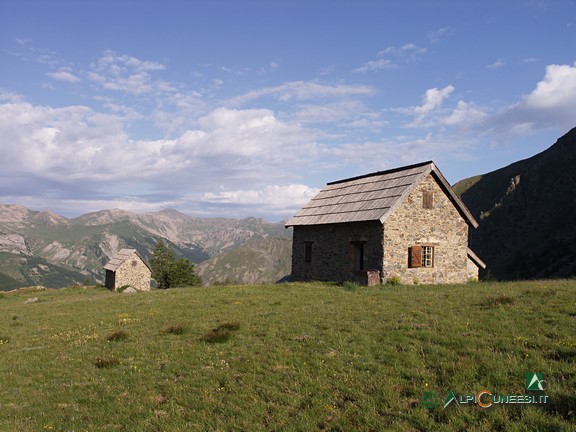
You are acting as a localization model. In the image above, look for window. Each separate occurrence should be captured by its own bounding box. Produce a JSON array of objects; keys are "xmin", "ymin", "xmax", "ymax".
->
[
  {"xmin": 423, "ymin": 191, "xmax": 434, "ymax": 209},
  {"xmin": 351, "ymin": 241, "xmax": 366, "ymax": 271},
  {"xmin": 409, "ymin": 245, "xmax": 434, "ymax": 268},
  {"xmin": 304, "ymin": 242, "xmax": 313, "ymax": 263},
  {"xmin": 422, "ymin": 246, "xmax": 434, "ymax": 267}
]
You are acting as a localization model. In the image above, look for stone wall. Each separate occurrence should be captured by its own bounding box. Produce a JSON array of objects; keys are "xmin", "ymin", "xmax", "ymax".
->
[
  {"xmin": 291, "ymin": 221, "xmax": 383, "ymax": 283},
  {"xmin": 382, "ymin": 173, "xmax": 470, "ymax": 284},
  {"xmin": 114, "ymin": 252, "xmax": 151, "ymax": 291},
  {"xmin": 467, "ymin": 257, "xmax": 479, "ymax": 281}
]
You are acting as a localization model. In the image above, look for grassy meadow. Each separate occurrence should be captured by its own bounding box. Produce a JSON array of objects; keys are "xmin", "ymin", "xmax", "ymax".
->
[{"xmin": 0, "ymin": 280, "xmax": 575, "ymax": 431}]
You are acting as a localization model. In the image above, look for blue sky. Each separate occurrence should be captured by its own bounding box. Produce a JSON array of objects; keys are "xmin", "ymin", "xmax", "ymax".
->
[{"xmin": 1, "ymin": 0, "xmax": 575, "ymax": 221}]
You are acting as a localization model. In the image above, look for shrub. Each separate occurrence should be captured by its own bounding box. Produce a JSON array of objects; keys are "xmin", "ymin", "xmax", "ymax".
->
[
  {"xmin": 200, "ymin": 322, "xmax": 240, "ymax": 343},
  {"xmin": 386, "ymin": 275, "xmax": 401, "ymax": 285},
  {"xmin": 342, "ymin": 281, "xmax": 357, "ymax": 291},
  {"xmin": 216, "ymin": 322, "xmax": 240, "ymax": 331},
  {"xmin": 94, "ymin": 357, "xmax": 119, "ymax": 368},
  {"xmin": 107, "ymin": 330, "xmax": 129, "ymax": 342},
  {"xmin": 201, "ymin": 329, "xmax": 232, "ymax": 343},
  {"xmin": 116, "ymin": 285, "xmax": 132, "ymax": 293},
  {"xmin": 163, "ymin": 324, "xmax": 186, "ymax": 335},
  {"xmin": 480, "ymin": 294, "xmax": 515, "ymax": 308}
]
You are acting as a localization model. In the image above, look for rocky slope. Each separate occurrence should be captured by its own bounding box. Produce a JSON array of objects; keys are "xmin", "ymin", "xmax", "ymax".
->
[
  {"xmin": 454, "ymin": 127, "xmax": 576, "ymax": 280},
  {"xmin": 196, "ymin": 237, "xmax": 292, "ymax": 286}
]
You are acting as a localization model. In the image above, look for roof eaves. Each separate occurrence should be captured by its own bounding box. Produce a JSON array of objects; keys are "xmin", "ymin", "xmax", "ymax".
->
[
  {"xmin": 327, "ymin": 160, "xmax": 434, "ymax": 186},
  {"xmin": 429, "ymin": 163, "xmax": 479, "ymax": 228},
  {"xmin": 467, "ymin": 247, "xmax": 486, "ymax": 269}
]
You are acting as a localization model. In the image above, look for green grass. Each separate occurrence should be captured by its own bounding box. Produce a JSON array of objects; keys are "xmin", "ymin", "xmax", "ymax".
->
[{"xmin": 1, "ymin": 280, "xmax": 575, "ymax": 431}]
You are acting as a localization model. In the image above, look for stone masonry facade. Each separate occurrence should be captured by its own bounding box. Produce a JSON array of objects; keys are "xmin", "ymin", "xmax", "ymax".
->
[
  {"xmin": 108, "ymin": 251, "xmax": 151, "ymax": 291},
  {"xmin": 383, "ymin": 173, "xmax": 470, "ymax": 284},
  {"xmin": 291, "ymin": 173, "xmax": 474, "ymax": 285},
  {"xmin": 291, "ymin": 221, "xmax": 383, "ymax": 283}
]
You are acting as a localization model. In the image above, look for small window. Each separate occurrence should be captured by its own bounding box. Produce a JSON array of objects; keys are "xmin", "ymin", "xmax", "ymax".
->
[
  {"xmin": 422, "ymin": 246, "xmax": 434, "ymax": 267},
  {"xmin": 423, "ymin": 191, "xmax": 434, "ymax": 209},
  {"xmin": 409, "ymin": 245, "xmax": 434, "ymax": 268},
  {"xmin": 131, "ymin": 260, "xmax": 138, "ymax": 267},
  {"xmin": 351, "ymin": 241, "xmax": 366, "ymax": 271},
  {"xmin": 304, "ymin": 242, "xmax": 313, "ymax": 263}
]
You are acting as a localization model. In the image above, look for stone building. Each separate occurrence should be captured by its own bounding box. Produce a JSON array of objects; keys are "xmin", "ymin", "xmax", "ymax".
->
[
  {"xmin": 285, "ymin": 161, "xmax": 486, "ymax": 285},
  {"xmin": 104, "ymin": 249, "xmax": 151, "ymax": 291}
]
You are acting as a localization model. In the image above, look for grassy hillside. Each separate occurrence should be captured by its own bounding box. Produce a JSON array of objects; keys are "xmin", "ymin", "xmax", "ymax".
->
[
  {"xmin": 1, "ymin": 280, "xmax": 574, "ymax": 431},
  {"xmin": 197, "ymin": 237, "xmax": 292, "ymax": 285},
  {"xmin": 0, "ymin": 252, "xmax": 88, "ymax": 291}
]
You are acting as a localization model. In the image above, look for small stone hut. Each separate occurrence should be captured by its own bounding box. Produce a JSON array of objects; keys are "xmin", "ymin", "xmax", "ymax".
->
[
  {"xmin": 285, "ymin": 161, "xmax": 486, "ymax": 285},
  {"xmin": 104, "ymin": 249, "xmax": 151, "ymax": 291}
]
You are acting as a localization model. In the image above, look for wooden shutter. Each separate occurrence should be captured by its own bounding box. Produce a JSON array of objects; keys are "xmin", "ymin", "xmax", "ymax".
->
[{"xmin": 409, "ymin": 245, "xmax": 422, "ymax": 268}]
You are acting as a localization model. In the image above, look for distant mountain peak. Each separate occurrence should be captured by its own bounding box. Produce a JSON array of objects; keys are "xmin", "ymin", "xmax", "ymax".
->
[{"xmin": 153, "ymin": 208, "xmax": 193, "ymax": 219}]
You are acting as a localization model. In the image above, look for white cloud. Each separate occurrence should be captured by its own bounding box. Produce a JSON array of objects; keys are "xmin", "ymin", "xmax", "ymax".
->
[
  {"xmin": 354, "ymin": 43, "xmax": 426, "ymax": 73},
  {"xmin": 415, "ymin": 85, "xmax": 455, "ymax": 115},
  {"xmin": 428, "ymin": 27, "xmax": 453, "ymax": 43},
  {"xmin": 487, "ymin": 58, "xmax": 506, "ymax": 69},
  {"xmin": 227, "ymin": 81, "xmax": 374, "ymax": 106},
  {"xmin": 353, "ymin": 58, "xmax": 396, "ymax": 73},
  {"xmin": 483, "ymin": 62, "xmax": 576, "ymax": 134},
  {"xmin": 0, "ymin": 98, "xmax": 327, "ymax": 218},
  {"xmin": 294, "ymin": 101, "xmax": 373, "ymax": 124},
  {"xmin": 257, "ymin": 61, "xmax": 280, "ymax": 76},
  {"xmin": 441, "ymin": 100, "xmax": 487, "ymax": 127},
  {"xmin": 393, "ymin": 85, "xmax": 487, "ymax": 130},
  {"xmin": 524, "ymin": 62, "xmax": 576, "ymax": 109},
  {"xmin": 321, "ymin": 133, "xmax": 474, "ymax": 172},
  {"xmin": 179, "ymin": 107, "xmax": 319, "ymax": 159},
  {"xmin": 47, "ymin": 71, "xmax": 81, "ymax": 83},
  {"xmin": 378, "ymin": 43, "xmax": 427, "ymax": 59},
  {"xmin": 202, "ymin": 184, "xmax": 320, "ymax": 214},
  {"xmin": 395, "ymin": 85, "xmax": 455, "ymax": 127},
  {"xmin": 88, "ymin": 50, "xmax": 166, "ymax": 95}
]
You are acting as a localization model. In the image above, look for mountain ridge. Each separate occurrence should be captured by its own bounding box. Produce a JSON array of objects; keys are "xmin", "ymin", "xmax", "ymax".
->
[
  {"xmin": 0, "ymin": 205, "xmax": 292, "ymax": 289},
  {"xmin": 454, "ymin": 126, "xmax": 576, "ymax": 279}
]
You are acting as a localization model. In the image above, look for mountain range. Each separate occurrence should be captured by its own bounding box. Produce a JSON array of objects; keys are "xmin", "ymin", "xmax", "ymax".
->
[
  {"xmin": 1, "ymin": 127, "xmax": 575, "ymax": 289},
  {"xmin": 0, "ymin": 206, "xmax": 291, "ymax": 290}
]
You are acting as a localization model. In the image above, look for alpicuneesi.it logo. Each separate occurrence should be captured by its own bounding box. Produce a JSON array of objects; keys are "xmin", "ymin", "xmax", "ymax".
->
[{"xmin": 421, "ymin": 373, "xmax": 548, "ymax": 409}]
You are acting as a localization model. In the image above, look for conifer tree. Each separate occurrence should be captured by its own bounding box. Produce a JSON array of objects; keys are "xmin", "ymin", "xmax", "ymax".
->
[{"xmin": 150, "ymin": 240, "xmax": 202, "ymax": 288}]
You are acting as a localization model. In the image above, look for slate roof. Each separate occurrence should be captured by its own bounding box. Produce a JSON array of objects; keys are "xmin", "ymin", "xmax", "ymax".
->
[
  {"xmin": 103, "ymin": 248, "xmax": 150, "ymax": 272},
  {"xmin": 285, "ymin": 161, "xmax": 478, "ymax": 228}
]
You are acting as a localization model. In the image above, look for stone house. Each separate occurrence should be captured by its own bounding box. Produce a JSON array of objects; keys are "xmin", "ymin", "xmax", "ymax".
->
[
  {"xmin": 104, "ymin": 249, "xmax": 151, "ymax": 291},
  {"xmin": 285, "ymin": 161, "xmax": 486, "ymax": 285}
]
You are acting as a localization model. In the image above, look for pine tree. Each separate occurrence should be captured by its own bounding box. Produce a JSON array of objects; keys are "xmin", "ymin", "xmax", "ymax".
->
[
  {"xmin": 150, "ymin": 240, "xmax": 202, "ymax": 288},
  {"xmin": 170, "ymin": 257, "xmax": 202, "ymax": 287},
  {"xmin": 150, "ymin": 240, "xmax": 174, "ymax": 289}
]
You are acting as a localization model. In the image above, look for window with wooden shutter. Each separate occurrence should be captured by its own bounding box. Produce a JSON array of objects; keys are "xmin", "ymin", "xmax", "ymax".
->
[
  {"xmin": 409, "ymin": 245, "xmax": 434, "ymax": 268},
  {"xmin": 409, "ymin": 245, "xmax": 422, "ymax": 268}
]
